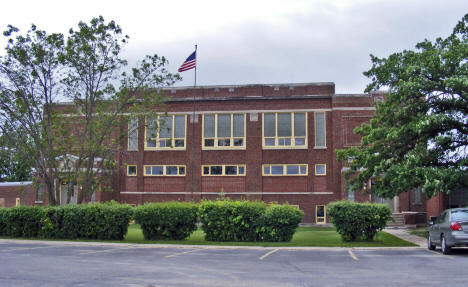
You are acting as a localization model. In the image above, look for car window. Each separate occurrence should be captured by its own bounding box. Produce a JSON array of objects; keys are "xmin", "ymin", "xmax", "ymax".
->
[
  {"xmin": 451, "ymin": 210, "xmax": 468, "ymax": 221},
  {"xmin": 437, "ymin": 212, "xmax": 446, "ymax": 223}
]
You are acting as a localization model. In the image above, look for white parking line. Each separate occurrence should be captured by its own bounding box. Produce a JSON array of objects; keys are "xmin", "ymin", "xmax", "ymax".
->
[
  {"xmin": 259, "ymin": 249, "xmax": 279, "ymax": 260},
  {"xmin": 165, "ymin": 249, "xmax": 200, "ymax": 258},
  {"xmin": 348, "ymin": 250, "xmax": 358, "ymax": 261},
  {"xmin": 424, "ymin": 249, "xmax": 454, "ymax": 259}
]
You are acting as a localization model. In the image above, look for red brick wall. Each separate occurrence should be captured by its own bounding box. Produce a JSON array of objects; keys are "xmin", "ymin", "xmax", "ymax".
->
[{"xmin": 0, "ymin": 183, "xmax": 39, "ymax": 207}]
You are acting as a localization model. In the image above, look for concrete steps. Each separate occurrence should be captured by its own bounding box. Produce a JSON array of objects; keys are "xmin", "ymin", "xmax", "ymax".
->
[{"xmin": 387, "ymin": 213, "xmax": 405, "ymax": 227}]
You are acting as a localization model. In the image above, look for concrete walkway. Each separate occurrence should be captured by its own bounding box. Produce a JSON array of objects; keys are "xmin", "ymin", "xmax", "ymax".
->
[{"xmin": 384, "ymin": 228, "xmax": 427, "ymax": 247}]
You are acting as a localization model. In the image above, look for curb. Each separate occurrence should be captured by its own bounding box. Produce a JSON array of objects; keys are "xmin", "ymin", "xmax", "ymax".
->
[{"xmin": 0, "ymin": 238, "xmax": 421, "ymax": 251}]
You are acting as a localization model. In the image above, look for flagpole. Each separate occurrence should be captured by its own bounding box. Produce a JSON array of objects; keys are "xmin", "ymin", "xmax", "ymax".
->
[
  {"xmin": 190, "ymin": 44, "xmax": 197, "ymax": 200},
  {"xmin": 194, "ymin": 44, "xmax": 197, "ymax": 87}
]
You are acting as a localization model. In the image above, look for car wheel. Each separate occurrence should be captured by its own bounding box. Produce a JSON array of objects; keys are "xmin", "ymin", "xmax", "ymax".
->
[
  {"xmin": 441, "ymin": 235, "xmax": 451, "ymax": 255},
  {"xmin": 427, "ymin": 233, "xmax": 436, "ymax": 250}
]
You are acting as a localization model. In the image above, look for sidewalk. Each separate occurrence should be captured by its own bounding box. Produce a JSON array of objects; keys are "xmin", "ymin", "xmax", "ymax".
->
[{"xmin": 384, "ymin": 228, "xmax": 427, "ymax": 248}]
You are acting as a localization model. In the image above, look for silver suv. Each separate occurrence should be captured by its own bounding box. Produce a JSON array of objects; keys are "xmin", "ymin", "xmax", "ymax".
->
[{"xmin": 428, "ymin": 208, "xmax": 468, "ymax": 254}]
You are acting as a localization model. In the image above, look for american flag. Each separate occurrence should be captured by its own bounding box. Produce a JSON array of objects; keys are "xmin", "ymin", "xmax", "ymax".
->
[{"xmin": 178, "ymin": 50, "xmax": 196, "ymax": 72}]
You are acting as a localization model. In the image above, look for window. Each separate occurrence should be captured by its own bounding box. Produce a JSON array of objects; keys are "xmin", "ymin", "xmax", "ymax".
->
[
  {"xmin": 414, "ymin": 186, "xmax": 421, "ymax": 204},
  {"xmin": 347, "ymin": 189, "xmax": 355, "ymax": 202},
  {"xmin": 128, "ymin": 118, "xmax": 138, "ymax": 151},
  {"xmin": 315, "ymin": 164, "xmax": 326, "ymax": 176},
  {"xmin": 202, "ymin": 165, "xmax": 246, "ymax": 176},
  {"xmin": 203, "ymin": 114, "xmax": 245, "ymax": 149},
  {"xmin": 127, "ymin": 165, "xmax": 137, "ymax": 176},
  {"xmin": 145, "ymin": 115, "xmax": 186, "ymax": 150},
  {"xmin": 316, "ymin": 205, "xmax": 326, "ymax": 224},
  {"xmin": 314, "ymin": 112, "xmax": 326, "ymax": 147},
  {"xmin": 144, "ymin": 165, "xmax": 186, "ymax": 176},
  {"xmin": 263, "ymin": 112, "xmax": 307, "ymax": 148},
  {"xmin": 262, "ymin": 164, "xmax": 308, "ymax": 176}
]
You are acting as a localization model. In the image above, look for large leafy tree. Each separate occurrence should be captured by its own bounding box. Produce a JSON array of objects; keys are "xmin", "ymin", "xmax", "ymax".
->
[
  {"xmin": 337, "ymin": 14, "xmax": 468, "ymax": 199},
  {"xmin": 0, "ymin": 135, "xmax": 32, "ymax": 182},
  {"xmin": 0, "ymin": 16, "xmax": 180, "ymax": 204}
]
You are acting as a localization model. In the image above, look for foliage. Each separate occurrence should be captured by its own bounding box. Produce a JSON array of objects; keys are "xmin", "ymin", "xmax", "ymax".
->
[
  {"xmin": 0, "ymin": 207, "xmax": 8, "ymax": 235},
  {"xmin": 199, "ymin": 199, "xmax": 303, "ymax": 242},
  {"xmin": 256, "ymin": 204, "xmax": 304, "ymax": 242},
  {"xmin": 0, "ymin": 16, "xmax": 180, "ymax": 204},
  {"xmin": 327, "ymin": 201, "xmax": 392, "ymax": 241},
  {"xmin": 336, "ymin": 14, "xmax": 468, "ymax": 199},
  {"xmin": 0, "ymin": 135, "xmax": 32, "ymax": 182},
  {"xmin": 3, "ymin": 206, "xmax": 45, "ymax": 237},
  {"xmin": 133, "ymin": 202, "xmax": 198, "ymax": 240},
  {"xmin": 1, "ymin": 202, "xmax": 132, "ymax": 240}
]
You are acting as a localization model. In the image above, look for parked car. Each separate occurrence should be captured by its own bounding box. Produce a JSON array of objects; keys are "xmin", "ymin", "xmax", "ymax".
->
[{"xmin": 428, "ymin": 208, "xmax": 468, "ymax": 254}]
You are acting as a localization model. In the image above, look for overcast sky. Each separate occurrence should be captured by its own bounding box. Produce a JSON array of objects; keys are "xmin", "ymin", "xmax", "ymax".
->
[{"xmin": 0, "ymin": 0, "xmax": 466, "ymax": 93}]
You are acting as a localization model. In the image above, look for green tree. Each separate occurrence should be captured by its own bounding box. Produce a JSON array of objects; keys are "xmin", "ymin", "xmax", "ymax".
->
[
  {"xmin": 0, "ymin": 135, "xmax": 32, "ymax": 182},
  {"xmin": 337, "ymin": 14, "xmax": 468, "ymax": 199},
  {"xmin": 0, "ymin": 16, "xmax": 180, "ymax": 204}
]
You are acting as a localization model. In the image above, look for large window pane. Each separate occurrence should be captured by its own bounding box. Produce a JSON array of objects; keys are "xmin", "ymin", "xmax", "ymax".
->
[
  {"xmin": 233, "ymin": 114, "xmax": 244, "ymax": 137},
  {"xmin": 315, "ymin": 112, "xmax": 325, "ymax": 147},
  {"xmin": 174, "ymin": 115, "xmax": 185, "ymax": 138},
  {"xmin": 146, "ymin": 118, "xmax": 157, "ymax": 139},
  {"xmin": 294, "ymin": 113, "xmax": 306, "ymax": 137},
  {"xmin": 225, "ymin": 166, "xmax": 237, "ymax": 175},
  {"xmin": 204, "ymin": 115, "xmax": 215, "ymax": 138},
  {"xmin": 210, "ymin": 166, "xmax": 222, "ymax": 175},
  {"xmin": 152, "ymin": 166, "xmax": 163, "ymax": 175},
  {"xmin": 278, "ymin": 113, "xmax": 291, "ymax": 137},
  {"xmin": 271, "ymin": 166, "xmax": 283, "ymax": 175},
  {"xmin": 159, "ymin": 116, "xmax": 172, "ymax": 138},
  {"xmin": 264, "ymin": 113, "xmax": 276, "ymax": 137},
  {"xmin": 166, "ymin": 166, "xmax": 178, "ymax": 175},
  {"xmin": 128, "ymin": 118, "xmax": 138, "ymax": 150},
  {"xmin": 286, "ymin": 165, "xmax": 299, "ymax": 175},
  {"xmin": 217, "ymin": 114, "xmax": 231, "ymax": 138}
]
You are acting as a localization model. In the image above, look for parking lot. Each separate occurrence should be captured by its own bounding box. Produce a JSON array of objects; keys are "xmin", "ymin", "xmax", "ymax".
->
[{"xmin": 1, "ymin": 240, "xmax": 468, "ymax": 287}]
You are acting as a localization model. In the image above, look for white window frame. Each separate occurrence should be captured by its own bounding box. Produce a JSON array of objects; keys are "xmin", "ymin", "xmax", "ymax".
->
[
  {"xmin": 128, "ymin": 118, "xmax": 138, "ymax": 151},
  {"xmin": 262, "ymin": 112, "xmax": 308, "ymax": 149},
  {"xmin": 262, "ymin": 164, "xmax": 308, "ymax": 176},
  {"xmin": 201, "ymin": 165, "xmax": 246, "ymax": 176},
  {"xmin": 314, "ymin": 112, "xmax": 326, "ymax": 148},
  {"xmin": 127, "ymin": 165, "xmax": 137, "ymax": 176},
  {"xmin": 143, "ymin": 165, "xmax": 186, "ymax": 176},
  {"xmin": 202, "ymin": 113, "xmax": 246, "ymax": 150},
  {"xmin": 314, "ymin": 164, "xmax": 327, "ymax": 176},
  {"xmin": 144, "ymin": 115, "xmax": 187, "ymax": 150}
]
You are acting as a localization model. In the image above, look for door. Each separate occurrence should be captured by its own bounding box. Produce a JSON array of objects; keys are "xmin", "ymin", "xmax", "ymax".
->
[{"xmin": 60, "ymin": 181, "xmax": 78, "ymax": 205}]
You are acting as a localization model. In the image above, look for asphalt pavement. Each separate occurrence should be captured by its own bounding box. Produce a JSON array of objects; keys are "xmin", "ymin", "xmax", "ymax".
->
[{"xmin": 1, "ymin": 239, "xmax": 467, "ymax": 287}]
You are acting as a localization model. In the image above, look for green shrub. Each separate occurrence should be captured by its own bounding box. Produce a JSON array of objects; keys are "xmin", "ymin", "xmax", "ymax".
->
[
  {"xmin": 256, "ymin": 204, "xmax": 304, "ymax": 242},
  {"xmin": 199, "ymin": 199, "xmax": 267, "ymax": 242},
  {"xmin": 0, "ymin": 208, "xmax": 7, "ymax": 236},
  {"xmin": 134, "ymin": 202, "xmax": 198, "ymax": 240},
  {"xmin": 199, "ymin": 199, "xmax": 303, "ymax": 242},
  {"xmin": 4, "ymin": 206, "xmax": 45, "ymax": 238},
  {"xmin": 327, "ymin": 201, "xmax": 392, "ymax": 241}
]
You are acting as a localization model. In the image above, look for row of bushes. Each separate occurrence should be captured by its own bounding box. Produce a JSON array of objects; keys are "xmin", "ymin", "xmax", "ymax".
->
[
  {"xmin": 134, "ymin": 200, "xmax": 304, "ymax": 242},
  {"xmin": 0, "ymin": 202, "xmax": 133, "ymax": 240},
  {"xmin": 327, "ymin": 201, "xmax": 392, "ymax": 241},
  {"xmin": 0, "ymin": 200, "xmax": 304, "ymax": 242}
]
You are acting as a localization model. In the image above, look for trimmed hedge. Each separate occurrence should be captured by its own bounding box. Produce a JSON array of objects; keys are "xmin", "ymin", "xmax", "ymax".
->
[
  {"xmin": 327, "ymin": 201, "xmax": 392, "ymax": 241},
  {"xmin": 256, "ymin": 204, "xmax": 304, "ymax": 242},
  {"xmin": 199, "ymin": 199, "xmax": 303, "ymax": 242},
  {"xmin": 0, "ymin": 207, "xmax": 7, "ymax": 236},
  {"xmin": 134, "ymin": 202, "xmax": 198, "ymax": 240},
  {"xmin": 0, "ymin": 202, "xmax": 133, "ymax": 240}
]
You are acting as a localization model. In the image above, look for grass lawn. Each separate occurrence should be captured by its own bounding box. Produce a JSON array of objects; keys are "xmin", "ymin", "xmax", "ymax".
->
[
  {"xmin": 123, "ymin": 224, "xmax": 415, "ymax": 247},
  {"xmin": 410, "ymin": 227, "xmax": 428, "ymax": 238}
]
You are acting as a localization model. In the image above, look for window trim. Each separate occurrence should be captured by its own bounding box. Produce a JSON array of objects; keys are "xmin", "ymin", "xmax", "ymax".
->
[
  {"xmin": 127, "ymin": 165, "xmax": 137, "ymax": 176},
  {"xmin": 144, "ymin": 114, "xmax": 187, "ymax": 151},
  {"xmin": 202, "ymin": 113, "xmax": 246, "ymax": 150},
  {"xmin": 128, "ymin": 118, "xmax": 138, "ymax": 151},
  {"xmin": 314, "ymin": 164, "xmax": 327, "ymax": 176},
  {"xmin": 143, "ymin": 165, "xmax": 186, "ymax": 176},
  {"xmin": 201, "ymin": 164, "xmax": 246, "ymax": 176},
  {"xmin": 262, "ymin": 112, "xmax": 308, "ymax": 149},
  {"xmin": 314, "ymin": 111, "xmax": 326, "ymax": 148},
  {"xmin": 262, "ymin": 164, "xmax": 308, "ymax": 176},
  {"xmin": 316, "ymin": 205, "xmax": 326, "ymax": 224}
]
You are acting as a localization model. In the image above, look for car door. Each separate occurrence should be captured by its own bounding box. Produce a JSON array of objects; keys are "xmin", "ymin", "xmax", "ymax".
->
[
  {"xmin": 438, "ymin": 211, "xmax": 449, "ymax": 243},
  {"xmin": 432, "ymin": 211, "xmax": 445, "ymax": 244}
]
